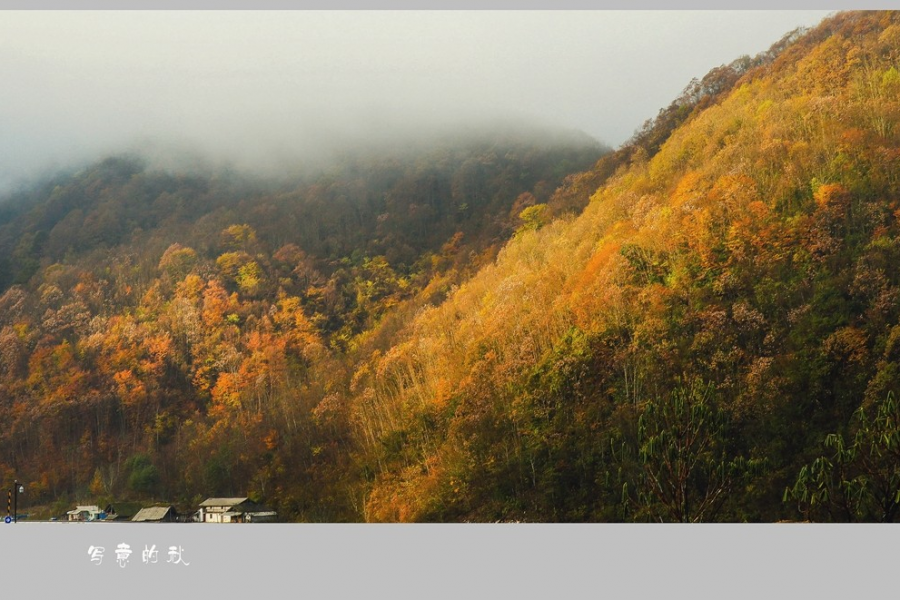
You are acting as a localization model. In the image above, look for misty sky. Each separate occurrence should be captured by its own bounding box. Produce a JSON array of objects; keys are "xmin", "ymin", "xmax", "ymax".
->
[{"xmin": 0, "ymin": 10, "xmax": 834, "ymax": 189}]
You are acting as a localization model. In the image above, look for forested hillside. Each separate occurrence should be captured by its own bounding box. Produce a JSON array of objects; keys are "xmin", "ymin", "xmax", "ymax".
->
[
  {"xmin": 0, "ymin": 131, "xmax": 604, "ymax": 520},
  {"xmin": 3, "ymin": 10, "xmax": 900, "ymax": 523},
  {"xmin": 353, "ymin": 10, "xmax": 900, "ymax": 522}
]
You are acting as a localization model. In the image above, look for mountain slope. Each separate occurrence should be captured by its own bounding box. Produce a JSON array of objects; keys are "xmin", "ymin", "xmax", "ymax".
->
[
  {"xmin": 0, "ymin": 130, "xmax": 604, "ymax": 519},
  {"xmin": 354, "ymin": 11, "xmax": 900, "ymax": 522},
  {"xmin": 4, "ymin": 10, "xmax": 899, "ymax": 523}
]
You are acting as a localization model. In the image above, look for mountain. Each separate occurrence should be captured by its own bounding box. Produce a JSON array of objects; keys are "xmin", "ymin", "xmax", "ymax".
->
[
  {"xmin": 4, "ymin": 10, "xmax": 900, "ymax": 523},
  {"xmin": 353, "ymin": 10, "xmax": 900, "ymax": 522},
  {"xmin": 0, "ymin": 129, "xmax": 604, "ymax": 520}
]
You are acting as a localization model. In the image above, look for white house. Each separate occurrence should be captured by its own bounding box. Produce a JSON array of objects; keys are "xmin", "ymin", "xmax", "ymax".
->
[
  {"xmin": 196, "ymin": 497, "xmax": 276, "ymax": 523},
  {"xmin": 66, "ymin": 505, "xmax": 104, "ymax": 521},
  {"xmin": 196, "ymin": 497, "xmax": 254, "ymax": 523}
]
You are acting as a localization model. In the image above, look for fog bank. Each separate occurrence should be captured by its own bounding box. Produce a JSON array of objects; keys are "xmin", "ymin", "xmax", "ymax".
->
[{"xmin": 0, "ymin": 11, "xmax": 833, "ymax": 190}]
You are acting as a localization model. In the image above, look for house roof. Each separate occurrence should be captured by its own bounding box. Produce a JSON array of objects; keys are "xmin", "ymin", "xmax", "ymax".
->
[
  {"xmin": 106, "ymin": 501, "xmax": 142, "ymax": 519},
  {"xmin": 199, "ymin": 497, "xmax": 251, "ymax": 508},
  {"xmin": 67, "ymin": 505, "xmax": 101, "ymax": 515},
  {"xmin": 131, "ymin": 506, "xmax": 176, "ymax": 522}
]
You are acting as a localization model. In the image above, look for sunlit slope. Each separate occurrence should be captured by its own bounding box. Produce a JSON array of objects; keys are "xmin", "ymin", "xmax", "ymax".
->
[
  {"xmin": 0, "ymin": 130, "xmax": 604, "ymax": 521},
  {"xmin": 356, "ymin": 11, "xmax": 900, "ymax": 521}
]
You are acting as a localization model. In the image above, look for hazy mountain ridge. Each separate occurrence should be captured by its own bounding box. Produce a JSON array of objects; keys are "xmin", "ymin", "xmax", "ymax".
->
[
  {"xmin": 4, "ymin": 10, "xmax": 900, "ymax": 523},
  {"xmin": 0, "ymin": 128, "xmax": 605, "ymax": 519}
]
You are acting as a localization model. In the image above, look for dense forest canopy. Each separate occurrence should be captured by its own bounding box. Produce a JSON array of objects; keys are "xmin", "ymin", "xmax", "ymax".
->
[
  {"xmin": 3, "ymin": 10, "xmax": 900, "ymax": 523},
  {"xmin": 0, "ymin": 127, "xmax": 605, "ymax": 519}
]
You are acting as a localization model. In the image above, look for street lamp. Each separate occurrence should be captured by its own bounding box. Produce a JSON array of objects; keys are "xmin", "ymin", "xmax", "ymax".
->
[{"xmin": 13, "ymin": 480, "xmax": 23, "ymax": 523}]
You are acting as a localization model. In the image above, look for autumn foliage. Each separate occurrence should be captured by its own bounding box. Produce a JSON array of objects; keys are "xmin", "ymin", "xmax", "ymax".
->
[{"xmin": 2, "ymin": 11, "xmax": 900, "ymax": 522}]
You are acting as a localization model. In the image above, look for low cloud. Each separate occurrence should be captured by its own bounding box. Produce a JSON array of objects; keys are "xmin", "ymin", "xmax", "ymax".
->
[{"xmin": 0, "ymin": 10, "xmax": 833, "ymax": 192}]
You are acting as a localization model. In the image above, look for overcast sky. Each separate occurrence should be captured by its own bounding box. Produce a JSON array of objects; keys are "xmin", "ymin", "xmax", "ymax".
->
[{"xmin": 0, "ymin": 10, "xmax": 834, "ymax": 189}]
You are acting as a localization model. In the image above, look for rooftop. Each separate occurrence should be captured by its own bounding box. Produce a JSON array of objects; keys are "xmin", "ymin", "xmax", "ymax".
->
[
  {"xmin": 199, "ymin": 497, "xmax": 251, "ymax": 508},
  {"xmin": 66, "ymin": 505, "xmax": 101, "ymax": 515},
  {"xmin": 131, "ymin": 506, "xmax": 176, "ymax": 522}
]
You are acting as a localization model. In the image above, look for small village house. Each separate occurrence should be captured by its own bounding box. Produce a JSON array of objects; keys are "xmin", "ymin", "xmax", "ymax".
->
[
  {"xmin": 66, "ymin": 505, "xmax": 105, "ymax": 521},
  {"xmin": 196, "ymin": 497, "xmax": 277, "ymax": 523},
  {"xmin": 131, "ymin": 505, "xmax": 178, "ymax": 523}
]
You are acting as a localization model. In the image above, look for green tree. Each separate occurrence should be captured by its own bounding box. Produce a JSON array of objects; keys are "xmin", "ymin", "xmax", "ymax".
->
[
  {"xmin": 785, "ymin": 392, "xmax": 900, "ymax": 522},
  {"xmin": 515, "ymin": 204, "xmax": 549, "ymax": 237},
  {"xmin": 124, "ymin": 454, "xmax": 160, "ymax": 497},
  {"xmin": 618, "ymin": 382, "xmax": 764, "ymax": 522}
]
